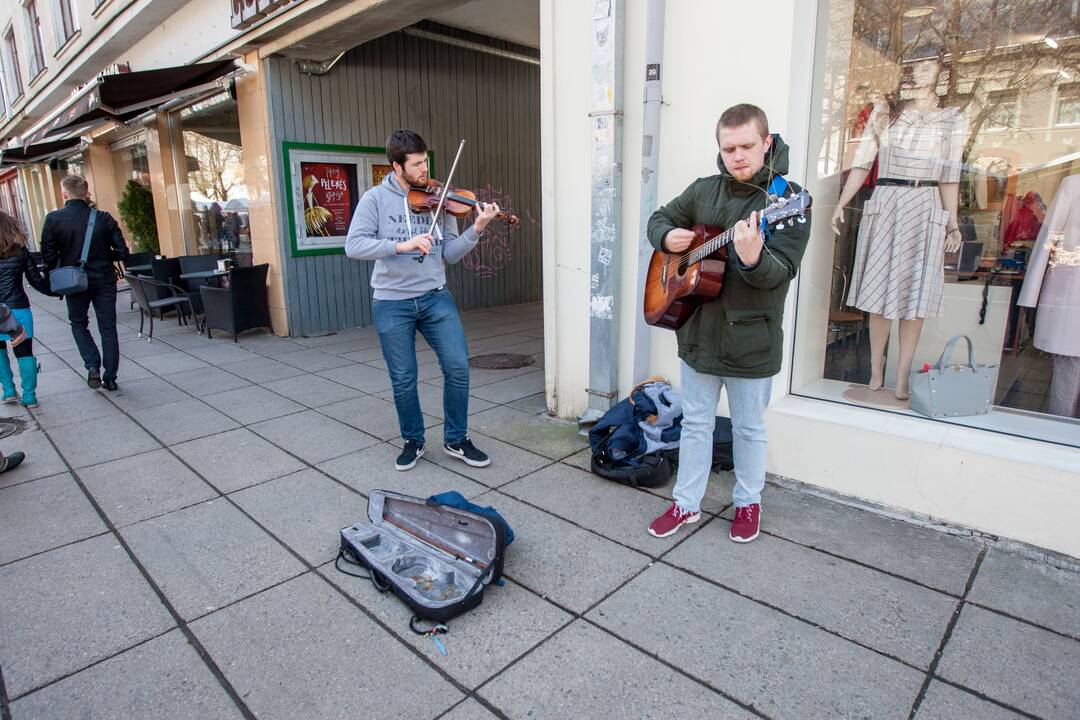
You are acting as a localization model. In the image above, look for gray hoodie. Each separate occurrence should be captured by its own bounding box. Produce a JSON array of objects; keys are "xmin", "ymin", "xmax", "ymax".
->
[{"xmin": 345, "ymin": 172, "xmax": 480, "ymax": 300}]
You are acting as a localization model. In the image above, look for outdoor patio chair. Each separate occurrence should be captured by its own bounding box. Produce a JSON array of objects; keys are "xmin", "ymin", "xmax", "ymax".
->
[
  {"xmin": 200, "ymin": 263, "xmax": 272, "ymax": 341},
  {"xmin": 178, "ymin": 254, "xmax": 224, "ymax": 314},
  {"xmin": 125, "ymin": 273, "xmax": 202, "ymax": 341}
]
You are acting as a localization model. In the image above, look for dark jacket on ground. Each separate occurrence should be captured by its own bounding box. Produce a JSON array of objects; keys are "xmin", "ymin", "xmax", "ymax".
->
[
  {"xmin": 0, "ymin": 247, "xmax": 51, "ymax": 308},
  {"xmin": 40, "ymin": 199, "xmax": 129, "ymax": 282},
  {"xmin": 647, "ymin": 134, "xmax": 811, "ymax": 378}
]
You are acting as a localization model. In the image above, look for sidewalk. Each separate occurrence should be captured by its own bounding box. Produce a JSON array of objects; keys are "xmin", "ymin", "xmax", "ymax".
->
[{"xmin": 0, "ymin": 289, "xmax": 1077, "ymax": 720}]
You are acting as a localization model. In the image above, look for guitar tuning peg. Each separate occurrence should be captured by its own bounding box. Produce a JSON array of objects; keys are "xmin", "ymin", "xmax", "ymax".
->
[
  {"xmin": 797, "ymin": 216, "xmax": 806, "ymax": 224},
  {"xmin": 775, "ymin": 222, "xmax": 785, "ymax": 230}
]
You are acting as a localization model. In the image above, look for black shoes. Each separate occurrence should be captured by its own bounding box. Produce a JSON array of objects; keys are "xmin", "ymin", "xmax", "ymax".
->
[
  {"xmin": 0, "ymin": 451, "xmax": 25, "ymax": 474},
  {"xmin": 395, "ymin": 440, "xmax": 425, "ymax": 471},
  {"xmin": 443, "ymin": 437, "xmax": 490, "ymax": 467},
  {"xmin": 103, "ymin": 379, "xmax": 118, "ymax": 391},
  {"xmin": 87, "ymin": 369, "xmax": 102, "ymax": 389}
]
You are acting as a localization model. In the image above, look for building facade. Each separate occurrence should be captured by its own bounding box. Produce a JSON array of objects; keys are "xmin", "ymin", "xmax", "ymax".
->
[{"xmin": 0, "ymin": 0, "xmax": 1077, "ymax": 557}]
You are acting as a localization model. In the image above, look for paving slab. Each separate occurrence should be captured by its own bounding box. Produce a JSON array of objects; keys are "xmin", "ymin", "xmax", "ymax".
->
[
  {"xmin": 468, "ymin": 405, "xmax": 588, "ymax": 460},
  {"xmin": 586, "ymin": 563, "xmax": 924, "ymax": 720},
  {"xmin": 105, "ymin": 375, "xmax": 191, "ymax": 411},
  {"xmin": 8, "ymin": 629, "xmax": 244, "ymax": 720},
  {"xmin": 190, "ymin": 573, "xmax": 463, "ymax": 720},
  {"xmin": 28, "ymin": 387, "xmax": 119, "ymax": 429},
  {"xmin": 478, "ymin": 620, "xmax": 744, "ymax": 719},
  {"xmin": 439, "ymin": 699, "xmax": 501, "ymax": 720},
  {"xmin": 171, "ymin": 428, "xmax": 306, "ymax": 493},
  {"xmin": 424, "ymin": 364, "xmax": 538, "ymax": 389},
  {"xmin": 162, "ymin": 366, "xmax": 252, "ymax": 396},
  {"xmin": 31, "ymin": 367, "xmax": 93, "ymax": 396},
  {"xmin": 262, "ymin": 373, "xmax": 363, "ymax": 407},
  {"xmin": 316, "ymin": 362, "xmax": 394, "ymax": 392},
  {"xmin": 273, "ymin": 347, "xmax": 357, "ymax": 372},
  {"xmin": 185, "ymin": 343, "xmax": 261, "ymax": 365},
  {"xmin": 50, "ymin": 413, "xmax": 161, "ymax": 468},
  {"xmin": 218, "ymin": 357, "xmax": 306, "ymax": 384},
  {"xmin": 499, "ymin": 464, "xmax": 677, "ymax": 555},
  {"xmin": 129, "ymin": 398, "xmax": 240, "ymax": 446},
  {"xmin": 230, "ymin": 469, "xmax": 368, "ymax": 565},
  {"xmin": 317, "ymin": 394, "xmax": 440, "ymax": 440},
  {"xmin": 118, "ymin": 337, "xmax": 180, "ymax": 359},
  {"xmin": 506, "ymin": 391, "xmax": 548, "ymax": 414},
  {"xmin": 914, "ymin": 681, "xmax": 1027, "ymax": 720},
  {"xmin": 0, "ymin": 472, "xmax": 106, "ymax": 565},
  {"xmin": 202, "ymin": 385, "xmax": 307, "ymax": 425},
  {"xmin": 361, "ymin": 357, "xmax": 446, "ymax": 382},
  {"xmin": 968, "ymin": 545, "xmax": 1080, "ymax": 637},
  {"xmin": 0, "ymin": 534, "xmax": 175, "ymax": 697},
  {"xmin": 318, "ymin": 443, "xmax": 489, "ymax": 500},
  {"xmin": 249, "ymin": 410, "xmax": 380, "ymax": 464},
  {"xmin": 936, "ymin": 604, "xmax": 1080, "ymax": 719},
  {"xmin": 325, "ymin": 566, "xmax": 570, "ymax": 689},
  {"xmin": 134, "ymin": 352, "xmax": 211, "ymax": 376},
  {"xmin": 474, "ymin": 492, "xmax": 649, "ymax": 614},
  {"xmin": 122, "ymin": 499, "xmax": 306, "ymax": 620},
  {"xmin": 78, "ymin": 449, "xmax": 217, "ymax": 527},
  {"xmin": 734, "ymin": 482, "xmax": 983, "ymax": 595},
  {"xmin": 666, "ymin": 518, "xmax": 957, "ymax": 668},
  {"xmin": 391, "ymin": 426, "xmax": 551, "ymax": 487},
  {"xmin": 0, "ymin": 429, "xmax": 69, "ymax": 486},
  {"xmin": 373, "ymin": 382, "xmax": 496, "ymax": 419},
  {"xmin": 469, "ymin": 370, "xmax": 545, "ymax": 404},
  {"xmin": 640, "ymin": 468, "xmax": 733, "ymax": 515}
]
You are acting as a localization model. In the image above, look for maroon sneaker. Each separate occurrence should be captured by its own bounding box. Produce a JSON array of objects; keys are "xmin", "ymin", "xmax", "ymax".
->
[
  {"xmin": 730, "ymin": 504, "xmax": 761, "ymax": 543},
  {"xmin": 648, "ymin": 502, "xmax": 701, "ymax": 538}
]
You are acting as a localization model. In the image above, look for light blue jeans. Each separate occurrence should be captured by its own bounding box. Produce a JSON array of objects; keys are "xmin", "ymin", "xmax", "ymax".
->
[{"xmin": 673, "ymin": 360, "xmax": 772, "ymax": 513}]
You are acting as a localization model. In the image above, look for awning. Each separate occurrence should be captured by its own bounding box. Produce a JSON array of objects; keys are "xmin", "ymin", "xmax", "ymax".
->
[
  {"xmin": 25, "ymin": 59, "xmax": 238, "ymax": 145},
  {"xmin": 0, "ymin": 137, "xmax": 83, "ymax": 166}
]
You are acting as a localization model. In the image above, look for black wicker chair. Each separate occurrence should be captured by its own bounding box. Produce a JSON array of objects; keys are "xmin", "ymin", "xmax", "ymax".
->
[
  {"xmin": 125, "ymin": 273, "xmax": 201, "ymax": 341},
  {"xmin": 200, "ymin": 263, "xmax": 272, "ymax": 341}
]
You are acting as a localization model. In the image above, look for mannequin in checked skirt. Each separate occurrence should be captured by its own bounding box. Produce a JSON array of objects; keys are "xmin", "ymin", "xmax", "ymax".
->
[{"xmin": 831, "ymin": 56, "xmax": 966, "ymax": 401}]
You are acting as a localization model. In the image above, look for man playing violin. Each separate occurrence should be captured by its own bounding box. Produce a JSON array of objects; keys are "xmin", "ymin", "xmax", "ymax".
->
[
  {"xmin": 646, "ymin": 104, "xmax": 811, "ymax": 542},
  {"xmin": 346, "ymin": 129, "xmax": 500, "ymax": 471}
]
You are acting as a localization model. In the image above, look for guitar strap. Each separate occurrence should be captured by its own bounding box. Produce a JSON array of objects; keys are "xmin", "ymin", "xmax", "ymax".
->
[{"xmin": 760, "ymin": 175, "xmax": 792, "ymax": 239}]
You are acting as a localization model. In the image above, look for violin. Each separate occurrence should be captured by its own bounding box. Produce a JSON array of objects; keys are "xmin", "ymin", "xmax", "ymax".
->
[{"xmin": 407, "ymin": 180, "xmax": 519, "ymax": 227}]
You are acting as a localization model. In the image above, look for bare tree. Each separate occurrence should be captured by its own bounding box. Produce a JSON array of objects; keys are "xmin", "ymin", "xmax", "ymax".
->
[{"xmin": 184, "ymin": 131, "xmax": 243, "ymax": 201}]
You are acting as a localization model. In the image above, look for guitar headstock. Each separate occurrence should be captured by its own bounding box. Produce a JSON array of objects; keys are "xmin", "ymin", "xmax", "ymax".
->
[{"xmin": 760, "ymin": 189, "xmax": 812, "ymax": 234}]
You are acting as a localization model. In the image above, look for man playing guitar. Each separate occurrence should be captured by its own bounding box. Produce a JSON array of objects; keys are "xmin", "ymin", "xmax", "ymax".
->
[{"xmin": 646, "ymin": 104, "xmax": 812, "ymax": 542}]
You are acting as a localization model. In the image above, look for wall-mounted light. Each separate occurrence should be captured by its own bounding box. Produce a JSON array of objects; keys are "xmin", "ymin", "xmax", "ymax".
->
[
  {"xmin": 903, "ymin": 6, "xmax": 936, "ymax": 18},
  {"xmin": 1045, "ymin": 37, "xmax": 1060, "ymax": 50}
]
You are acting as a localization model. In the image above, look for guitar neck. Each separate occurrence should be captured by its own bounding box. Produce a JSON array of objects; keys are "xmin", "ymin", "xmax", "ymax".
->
[{"xmin": 687, "ymin": 226, "xmax": 737, "ymax": 265}]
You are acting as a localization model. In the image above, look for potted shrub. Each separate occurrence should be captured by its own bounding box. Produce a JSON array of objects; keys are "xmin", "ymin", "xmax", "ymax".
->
[{"xmin": 117, "ymin": 179, "xmax": 159, "ymax": 253}]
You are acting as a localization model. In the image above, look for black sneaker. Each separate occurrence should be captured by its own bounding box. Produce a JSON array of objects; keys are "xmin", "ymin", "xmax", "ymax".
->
[
  {"xmin": 87, "ymin": 369, "xmax": 102, "ymax": 389},
  {"xmin": 443, "ymin": 437, "xmax": 490, "ymax": 467},
  {"xmin": 0, "ymin": 451, "xmax": 25, "ymax": 474},
  {"xmin": 103, "ymin": 379, "xmax": 118, "ymax": 392},
  {"xmin": 395, "ymin": 440, "xmax": 425, "ymax": 471}
]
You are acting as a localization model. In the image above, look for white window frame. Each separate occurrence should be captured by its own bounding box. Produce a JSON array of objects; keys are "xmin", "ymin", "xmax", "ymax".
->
[
  {"xmin": 21, "ymin": 0, "xmax": 47, "ymax": 80},
  {"xmin": 2, "ymin": 24, "xmax": 23, "ymax": 101},
  {"xmin": 1054, "ymin": 82, "xmax": 1080, "ymax": 127}
]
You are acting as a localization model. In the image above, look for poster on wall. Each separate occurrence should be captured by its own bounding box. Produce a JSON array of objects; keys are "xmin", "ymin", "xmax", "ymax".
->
[{"xmin": 283, "ymin": 142, "xmax": 387, "ymax": 256}]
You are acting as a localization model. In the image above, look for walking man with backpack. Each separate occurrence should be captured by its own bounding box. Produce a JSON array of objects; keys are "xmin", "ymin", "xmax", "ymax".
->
[
  {"xmin": 41, "ymin": 176, "xmax": 129, "ymax": 391},
  {"xmin": 646, "ymin": 104, "xmax": 811, "ymax": 543}
]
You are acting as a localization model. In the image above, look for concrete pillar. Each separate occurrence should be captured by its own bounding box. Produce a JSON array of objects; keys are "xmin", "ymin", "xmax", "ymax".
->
[
  {"xmin": 85, "ymin": 138, "xmax": 122, "ymax": 233},
  {"xmin": 235, "ymin": 51, "xmax": 288, "ymax": 336},
  {"xmin": 144, "ymin": 114, "xmax": 186, "ymax": 258}
]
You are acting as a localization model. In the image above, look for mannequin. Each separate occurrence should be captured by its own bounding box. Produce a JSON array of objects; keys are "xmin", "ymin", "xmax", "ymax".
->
[
  {"xmin": 1017, "ymin": 175, "xmax": 1080, "ymax": 418},
  {"xmin": 832, "ymin": 56, "xmax": 967, "ymax": 401}
]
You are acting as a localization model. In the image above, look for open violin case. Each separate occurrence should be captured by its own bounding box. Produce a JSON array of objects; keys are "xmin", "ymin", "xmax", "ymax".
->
[{"xmin": 339, "ymin": 490, "xmax": 507, "ymax": 622}]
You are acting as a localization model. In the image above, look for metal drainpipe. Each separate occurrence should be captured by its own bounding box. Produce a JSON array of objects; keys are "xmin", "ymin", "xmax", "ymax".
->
[
  {"xmin": 581, "ymin": 0, "xmax": 625, "ymax": 425},
  {"xmin": 632, "ymin": 0, "xmax": 665, "ymax": 383}
]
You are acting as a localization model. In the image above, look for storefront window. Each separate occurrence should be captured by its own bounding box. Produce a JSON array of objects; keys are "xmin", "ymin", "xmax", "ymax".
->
[
  {"xmin": 798, "ymin": 0, "xmax": 1080, "ymax": 443},
  {"xmin": 173, "ymin": 92, "xmax": 250, "ymax": 264},
  {"xmin": 113, "ymin": 143, "xmax": 150, "ymax": 186},
  {"xmin": 56, "ymin": 152, "xmax": 84, "ymax": 179}
]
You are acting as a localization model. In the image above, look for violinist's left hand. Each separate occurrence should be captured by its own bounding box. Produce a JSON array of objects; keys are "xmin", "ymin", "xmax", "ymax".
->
[{"xmin": 473, "ymin": 201, "xmax": 500, "ymax": 234}]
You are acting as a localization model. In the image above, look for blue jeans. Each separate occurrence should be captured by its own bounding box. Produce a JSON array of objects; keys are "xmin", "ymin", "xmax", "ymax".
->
[
  {"xmin": 372, "ymin": 288, "xmax": 470, "ymax": 446},
  {"xmin": 673, "ymin": 360, "xmax": 772, "ymax": 512}
]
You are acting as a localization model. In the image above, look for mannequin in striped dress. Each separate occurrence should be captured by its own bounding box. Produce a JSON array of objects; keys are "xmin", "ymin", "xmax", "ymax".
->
[{"xmin": 832, "ymin": 57, "xmax": 966, "ymax": 401}]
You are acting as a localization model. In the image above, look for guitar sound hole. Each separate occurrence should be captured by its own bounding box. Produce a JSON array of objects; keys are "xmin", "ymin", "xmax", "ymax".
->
[{"xmin": 677, "ymin": 258, "xmax": 690, "ymax": 276}]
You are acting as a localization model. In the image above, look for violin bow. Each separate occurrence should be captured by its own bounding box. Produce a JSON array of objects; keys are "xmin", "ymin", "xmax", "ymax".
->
[{"xmin": 418, "ymin": 138, "xmax": 466, "ymax": 264}]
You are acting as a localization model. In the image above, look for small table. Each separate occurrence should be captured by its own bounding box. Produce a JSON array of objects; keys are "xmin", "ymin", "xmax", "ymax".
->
[
  {"xmin": 180, "ymin": 269, "xmax": 230, "ymax": 288},
  {"xmin": 125, "ymin": 264, "xmax": 152, "ymax": 274}
]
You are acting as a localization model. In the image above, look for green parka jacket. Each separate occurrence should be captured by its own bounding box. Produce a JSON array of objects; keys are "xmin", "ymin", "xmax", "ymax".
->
[{"xmin": 647, "ymin": 134, "xmax": 812, "ymax": 378}]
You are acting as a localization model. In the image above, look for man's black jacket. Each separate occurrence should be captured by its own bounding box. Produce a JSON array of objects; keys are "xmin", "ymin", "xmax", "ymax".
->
[{"xmin": 41, "ymin": 199, "xmax": 129, "ymax": 281}]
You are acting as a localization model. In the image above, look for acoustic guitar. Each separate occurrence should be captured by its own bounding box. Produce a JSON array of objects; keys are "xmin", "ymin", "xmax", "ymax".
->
[{"xmin": 643, "ymin": 190, "xmax": 812, "ymax": 330}]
